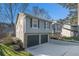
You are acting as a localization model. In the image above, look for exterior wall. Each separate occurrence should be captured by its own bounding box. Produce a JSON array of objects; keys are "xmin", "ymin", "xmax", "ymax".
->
[
  {"xmin": 78, "ymin": 4, "xmax": 79, "ymax": 32},
  {"xmin": 25, "ymin": 16, "xmax": 52, "ymax": 34},
  {"xmin": 16, "ymin": 13, "xmax": 26, "ymax": 48},
  {"xmin": 61, "ymin": 24, "xmax": 72, "ymax": 37},
  {"xmin": 16, "ymin": 13, "xmax": 52, "ymax": 48},
  {"xmin": 71, "ymin": 26, "xmax": 78, "ymax": 36},
  {"xmin": 78, "ymin": 3, "xmax": 79, "ymax": 26}
]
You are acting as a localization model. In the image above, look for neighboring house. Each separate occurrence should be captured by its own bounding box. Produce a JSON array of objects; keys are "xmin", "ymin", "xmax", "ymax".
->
[
  {"xmin": 61, "ymin": 24, "xmax": 72, "ymax": 37},
  {"xmin": 52, "ymin": 23, "xmax": 62, "ymax": 34},
  {"xmin": 51, "ymin": 20, "xmax": 79, "ymax": 38},
  {"xmin": 59, "ymin": 18, "xmax": 79, "ymax": 37},
  {"xmin": 61, "ymin": 24, "xmax": 79, "ymax": 37},
  {"xmin": 50, "ymin": 22, "xmax": 62, "ymax": 39},
  {"xmin": 16, "ymin": 13, "xmax": 52, "ymax": 48}
]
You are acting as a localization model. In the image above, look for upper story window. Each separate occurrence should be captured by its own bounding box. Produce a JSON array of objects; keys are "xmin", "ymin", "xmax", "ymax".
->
[
  {"xmin": 44, "ymin": 21, "xmax": 46, "ymax": 29},
  {"xmin": 29, "ymin": 17, "xmax": 51, "ymax": 30},
  {"xmin": 48, "ymin": 23, "xmax": 50, "ymax": 29},
  {"xmin": 31, "ymin": 18, "xmax": 38, "ymax": 29},
  {"xmin": 44, "ymin": 21, "xmax": 51, "ymax": 30},
  {"xmin": 46, "ymin": 22, "xmax": 50, "ymax": 29}
]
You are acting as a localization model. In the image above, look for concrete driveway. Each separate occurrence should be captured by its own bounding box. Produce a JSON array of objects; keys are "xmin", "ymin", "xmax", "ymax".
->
[{"xmin": 26, "ymin": 39, "xmax": 79, "ymax": 56}]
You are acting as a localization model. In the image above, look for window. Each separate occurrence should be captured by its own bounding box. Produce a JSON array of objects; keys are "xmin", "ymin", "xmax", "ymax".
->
[
  {"xmin": 32, "ymin": 19, "xmax": 38, "ymax": 29},
  {"xmin": 44, "ymin": 21, "xmax": 46, "ymax": 29},
  {"xmin": 44, "ymin": 22, "xmax": 50, "ymax": 29},
  {"xmin": 46, "ymin": 22, "xmax": 50, "ymax": 29},
  {"xmin": 48, "ymin": 23, "xmax": 50, "ymax": 29}
]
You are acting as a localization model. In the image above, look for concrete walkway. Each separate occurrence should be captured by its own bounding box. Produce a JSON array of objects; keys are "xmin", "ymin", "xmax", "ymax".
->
[{"xmin": 26, "ymin": 39, "xmax": 79, "ymax": 56}]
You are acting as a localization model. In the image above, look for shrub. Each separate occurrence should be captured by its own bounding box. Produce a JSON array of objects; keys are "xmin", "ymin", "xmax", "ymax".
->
[
  {"xmin": 2, "ymin": 35, "xmax": 14, "ymax": 44},
  {"xmin": 0, "ymin": 35, "xmax": 24, "ymax": 50},
  {"xmin": 17, "ymin": 39, "xmax": 23, "ymax": 48},
  {"xmin": 50, "ymin": 33, "xmax": 62, "ymax": 40},
  {"xmin": 62, "ymin": 36, "xmax": 79, "ymax": 41},
  {"xmin": 1, "ymin": 34, "xmax": 21, "ymax": 44}
]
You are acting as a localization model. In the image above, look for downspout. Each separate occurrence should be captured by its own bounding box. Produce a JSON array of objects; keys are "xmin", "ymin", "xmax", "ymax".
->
[{"xmin": 77, "ymin": 4, "xmax": 79, "ymax": 35}]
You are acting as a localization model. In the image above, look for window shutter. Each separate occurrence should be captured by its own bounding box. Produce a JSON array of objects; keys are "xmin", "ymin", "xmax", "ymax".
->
[
  {"xmin": 30, "ymin": 18, "xmax": 32, "ymax": 27},
  {"xmin": 49, "ymin": 23, "xmax": 50, "ymax": 29},
  {"xmin": 38, "ymin": 20, "xmax": 39, "ymax": 28}
]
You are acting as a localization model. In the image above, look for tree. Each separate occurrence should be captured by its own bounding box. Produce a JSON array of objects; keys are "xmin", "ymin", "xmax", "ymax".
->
[
  {"xmin": 32, "ymin": 6, "xmax": 51, "ymax": 19},
  {"xmin": 57, "ymin": 19, "xmax": 64, "ymax": 24},
  {"xmin": 59, "ymin": 3, "xmax": 78, "ymax": 25},
  {"xmin": 0, "ymin": 3, "xmax": 29, "ymax": 35},
  {"xmin": 0, "ymin": 3, "xmax": 29, "ymax": 24},
  {"xmin": 59, "ymin": 3, "xmax": 77, "ymax": 17}
]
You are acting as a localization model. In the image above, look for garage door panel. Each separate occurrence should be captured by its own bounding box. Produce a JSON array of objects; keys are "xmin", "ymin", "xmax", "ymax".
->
[
  {"xmin": 27, "ymin": 35, "xmax": 39, "ymax": 47},
  {"xmin": 41, "ymin": 35, "xmax": 48, "ymax": 44}
]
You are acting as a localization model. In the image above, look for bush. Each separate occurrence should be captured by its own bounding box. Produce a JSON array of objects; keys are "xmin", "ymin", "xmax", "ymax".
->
[
  {"xmin": 0, "ymin": 34, "xmax": 24, "ymax": 51},
  {"xmin": 1, "ymin": 35, "xmax": 18, "ymax": 45},
  {"xmin": 62, "ymin": 36, "xmax": 79, "ymax": 41},
  {"xmin": 16, "ymin": 39, "xmax": 23, "ymax": 48},
  {"xmin": 50, "ymin": 33, "xmax": 62, "ymax": 40},
  {"xmin": 1, "ymin": 36, "xmax": 14, "ymax": 44},
  {"xmin": 14, "ymin": 39, "xmax": 24, "ymax": 51},
  {"xmin": 73, "ymin": 36, "xmax": 79, "ymax": 41}
]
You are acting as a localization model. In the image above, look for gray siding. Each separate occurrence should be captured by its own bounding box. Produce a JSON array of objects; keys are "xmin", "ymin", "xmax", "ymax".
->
[
  {"xmin": 16, "ymin": 13, "xmax": 52, "ymax": 48},
  {"xmin": 25, "ymin": 16, "xmax": 52, "ymax": 34}
]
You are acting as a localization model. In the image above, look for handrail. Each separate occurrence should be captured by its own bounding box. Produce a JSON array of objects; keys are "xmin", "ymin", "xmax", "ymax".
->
[{"xmin": 63, "ymin": 27, "xmax": 79, "ymax": 32}]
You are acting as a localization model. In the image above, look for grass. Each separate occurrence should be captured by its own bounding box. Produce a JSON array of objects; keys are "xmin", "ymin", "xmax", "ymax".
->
[{"xmin": 0, "ymin": 44, "xmax": 33, "ymax": 56}]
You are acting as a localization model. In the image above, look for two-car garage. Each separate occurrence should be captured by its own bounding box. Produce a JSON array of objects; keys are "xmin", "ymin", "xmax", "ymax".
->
[{"xmin": 27, "ymin": 34, "xmax": 48, "ymax": 47}]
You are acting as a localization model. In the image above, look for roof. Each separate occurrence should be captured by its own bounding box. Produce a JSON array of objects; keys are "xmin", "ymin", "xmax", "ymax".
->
[{"xmin": 16, "ymin": 13, "xmax": 52, "ymax": 24}]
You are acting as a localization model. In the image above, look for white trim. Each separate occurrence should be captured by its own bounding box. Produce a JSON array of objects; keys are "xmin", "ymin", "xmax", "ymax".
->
[
  {"xmin": 46, "ymin": 28, "xmax": 49, "ymax": 30},
  {"xmin": 48, "ymin": 34, "xmax": 49, "ymax": 42},
  {"xmin": 32, "ymin": 26, "xmax": 38, "ymax": 29},
  {"xmin": 27, "ymin": 33, "xmax": 39, "ymax": 35},
  {"xmin": 39, "ymin": 34, "xmax": 41, "ymax": 44},
  {"xmin": 24, "ymin": 34, "xmax": 27, "ymax": 49}
]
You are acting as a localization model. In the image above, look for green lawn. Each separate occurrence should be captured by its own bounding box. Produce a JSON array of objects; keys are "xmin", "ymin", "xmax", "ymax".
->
[{"xmin": 0, "ymin": 44, "xmax": 32, "ymax": 56}]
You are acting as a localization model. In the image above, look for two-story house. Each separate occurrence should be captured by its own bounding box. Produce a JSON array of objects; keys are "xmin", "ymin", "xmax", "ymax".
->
[{"xmin": 16, "ymin": 13, "xmax": 52, "ymax": 48}]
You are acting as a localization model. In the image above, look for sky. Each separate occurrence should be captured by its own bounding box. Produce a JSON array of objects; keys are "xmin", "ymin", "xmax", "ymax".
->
[
  {"xmin": 27, "ymin": 3, "xmax": 70, "ymax": 20},
  {"xmin": 0, "ymin": 3, "xmax": 70, "ymax": 23}
]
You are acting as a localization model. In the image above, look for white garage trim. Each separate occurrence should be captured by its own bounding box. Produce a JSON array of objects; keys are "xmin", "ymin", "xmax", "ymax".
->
[
  {"xmin": 48, "ymin": 34, "xmax": 49, "ymax": 42},
  {"xmin": 39, "ymin": 34, "xmax": 41, "ymax": 44}
]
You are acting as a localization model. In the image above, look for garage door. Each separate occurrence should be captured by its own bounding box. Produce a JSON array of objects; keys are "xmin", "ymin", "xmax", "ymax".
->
[
  {"xmin": 41, "ymin": 35, "xmax": 48, "ymax": 44},
  {"xmin": 27, "ymin": 35, "xmax": 39, "ymax": 47}
]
